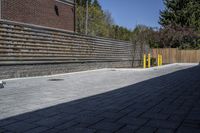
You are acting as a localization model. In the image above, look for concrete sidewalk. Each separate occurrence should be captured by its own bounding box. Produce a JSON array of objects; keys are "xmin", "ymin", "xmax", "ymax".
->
[{"xmin": 0, "ymin": 64, "xmax": 200, "ymax": 133}]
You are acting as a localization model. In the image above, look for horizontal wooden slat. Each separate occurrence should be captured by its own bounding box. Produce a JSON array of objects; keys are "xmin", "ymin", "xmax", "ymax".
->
[
  {"xmin": 0, "ymin": 37, "xmax": 132, "ymax": 52},
  {"xmin": 0, "ymin": 60, "xmax": 134, "ymax": 65},
  {"xmin": 0, "ymin": 41, "xmax": 131, "ymax": 52},
  {"xmin": 0, "ymin": 27, "xmax": 132, "ymax": 48},
  {"xmin": 0, "ymin": 22, "xmax": 131, "ymax": 45},
  {"xmin": 0, "ymin": 20, "xmax": 140, "ymax": 65}
]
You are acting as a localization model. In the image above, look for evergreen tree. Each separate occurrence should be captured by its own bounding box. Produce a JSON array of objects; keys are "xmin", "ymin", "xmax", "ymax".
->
[
  {"xmin": 159, "ymin": 0, "xmax": 200, "ymax": 30},
  {"xmin": 93, "ymin": 0, "xmax": 101, "ymax": 9},
  {"xmin": 76, "ymin": 0, "xmax": 92, "ymax": 6},
  {"xmin": 158, "ymin": 0, "xmax": 200, "ymax": 49}
]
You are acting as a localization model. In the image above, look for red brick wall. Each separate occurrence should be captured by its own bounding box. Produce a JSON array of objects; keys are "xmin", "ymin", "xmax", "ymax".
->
[{"xmin": 1, "ymin": 0, "xmax": 75, "ymax": 31}]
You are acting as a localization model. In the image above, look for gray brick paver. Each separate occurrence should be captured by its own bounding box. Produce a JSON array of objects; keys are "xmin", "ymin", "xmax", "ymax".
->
[
  {"xmin": 90, "ymin": 121, "xmax": 125, "ymax": 132},
  {"xmin": 115, "ymin": 125, "xmax": 139, "ymax": 133},
  {"xmin": 135, "ymin": 126, "xmax": 157, "ymax": 133},
  {"xmin": 3, "ymin": 121, "xmax": 38, "ymax": 133},
  {"xmin": 34, "ymin": 115, "xmax": 75, "ymax": 128},
  {"xmin": 141, "ymin": 112, "xmax": 170, "ymax": 120},
  {"xmin": 146, "ymin": 119, "xmax": 180, "ymax": 129},
  {"xmin": 24, "ymin": 127, "xmax": 49, "ymax": 133},
  {"xmin": 156, "ymin": 128, "xmax": 174, "ymax": 133},
  {"xmin": 74, "ymin": 116, "xmax": 104, "ymax": 127},
  {"xmin": 64, "ymin": 127, "xmax": 96, "ymax": 133},
  {"xmin": 177, "ymin": 126, "xmax": 200, "ymax": 133},
  {"xmin": 54, "ymin": 120, "xmax": 79, "ymax": 130},
  {"xmin": 0, "ymin": 118, "xmax": 18, "ymax": 127},
  {"xmin": 118, "ymin": 116, "xmax": 149, "ymax": 126}
]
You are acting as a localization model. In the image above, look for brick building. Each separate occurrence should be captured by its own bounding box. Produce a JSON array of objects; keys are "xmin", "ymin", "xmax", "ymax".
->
[{"xmin": 0, "ymin": 0, "xmax": 76, "ymax": 31}]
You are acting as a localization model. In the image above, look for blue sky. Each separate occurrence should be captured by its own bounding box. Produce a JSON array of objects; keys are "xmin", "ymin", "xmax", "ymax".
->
[{"xmin": 99, "ymin": 0, "xmax": 164, "ymax": 30}]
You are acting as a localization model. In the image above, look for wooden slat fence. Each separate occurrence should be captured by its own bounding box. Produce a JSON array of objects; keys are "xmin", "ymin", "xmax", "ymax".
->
[{"xmin": 152, "ymin": 48, "xmax": 200, "ymax": 64}]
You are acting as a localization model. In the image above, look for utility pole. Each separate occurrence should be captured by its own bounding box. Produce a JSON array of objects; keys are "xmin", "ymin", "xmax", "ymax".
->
[{"xmin": 85, "ymin": 0, "xmax": 88, "ymax": 35}]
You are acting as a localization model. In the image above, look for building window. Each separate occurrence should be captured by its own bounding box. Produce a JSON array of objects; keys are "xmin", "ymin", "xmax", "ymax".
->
[
  {"xmin": 57, "ymin": 0, "xmax": 74, "ymax": 4},
  {"xmin": 54, "ymin": 5, "xmax": 59, "ymax": 16}
]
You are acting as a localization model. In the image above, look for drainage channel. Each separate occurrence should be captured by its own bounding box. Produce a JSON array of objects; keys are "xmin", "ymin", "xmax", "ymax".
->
[{"xmin": 48, "ymin": 79, "xmax": 64, "ymax": 81}]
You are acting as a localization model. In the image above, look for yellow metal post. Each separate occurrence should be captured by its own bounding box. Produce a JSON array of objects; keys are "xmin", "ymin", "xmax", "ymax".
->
[
  {"xmin": 157, "ymin": 54, "xmax": 160, "ymax": 66},
  {"xmin": 143, "ymin": 54, "xmax": 146, "ymax": 68},
  {"xmin": 160, "ymin": 55, "xmax": 163, "ymax": 65},
  {"xmin": 148, "ymin": 53, "xmax": 151, "ymax": 68}
]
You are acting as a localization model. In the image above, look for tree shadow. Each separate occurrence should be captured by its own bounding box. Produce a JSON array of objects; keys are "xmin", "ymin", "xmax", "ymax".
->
[{"xmin": 0, "ymin": 66, "xmax": 200, "ymax": 133}]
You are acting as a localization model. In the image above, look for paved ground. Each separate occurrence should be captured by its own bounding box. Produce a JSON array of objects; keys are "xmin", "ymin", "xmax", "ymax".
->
[{"xmin": 0, "ymin": 64, "xmax": 200, "ymax": 133}]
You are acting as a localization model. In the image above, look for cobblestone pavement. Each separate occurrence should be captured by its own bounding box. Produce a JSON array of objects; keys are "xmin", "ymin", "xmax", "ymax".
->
[{"xmin": 0, "ymin": 64, "xmax": 200, "ymax": 133}]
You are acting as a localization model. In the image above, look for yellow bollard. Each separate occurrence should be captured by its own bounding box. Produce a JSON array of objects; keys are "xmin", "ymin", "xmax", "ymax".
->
[
  {"xmin": 160, "ymin": 55, "xmax": 163, "ymax": 65},
  {"xmin": 148, "ymin": 53, "xmax": 151, "ymax": 68},
  {"xmin": 143, "ymin": 54, "xmax": 146, "ymax": 68},
  {"xmin": 157, "ymin": 54, "xmax": 160, "ymax": 66}
]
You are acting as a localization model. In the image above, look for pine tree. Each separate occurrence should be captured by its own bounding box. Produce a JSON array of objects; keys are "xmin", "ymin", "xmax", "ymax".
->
[
  {"xmin": 159, "ymin": 0, "xmax": 200, "ymax": 30},
  {"xmin": 93, "ymin": 0, "xmax": 101, "ymax": 9}
]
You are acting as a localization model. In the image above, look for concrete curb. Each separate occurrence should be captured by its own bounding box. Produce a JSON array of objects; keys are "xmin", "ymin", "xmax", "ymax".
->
[
  {"xmin": 3, "ymin": 63, "xmax": 199, "ymax": 81},
  {"xmin": 108, "ymin": 63, "xmax": 199, "ymax": 71}
]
